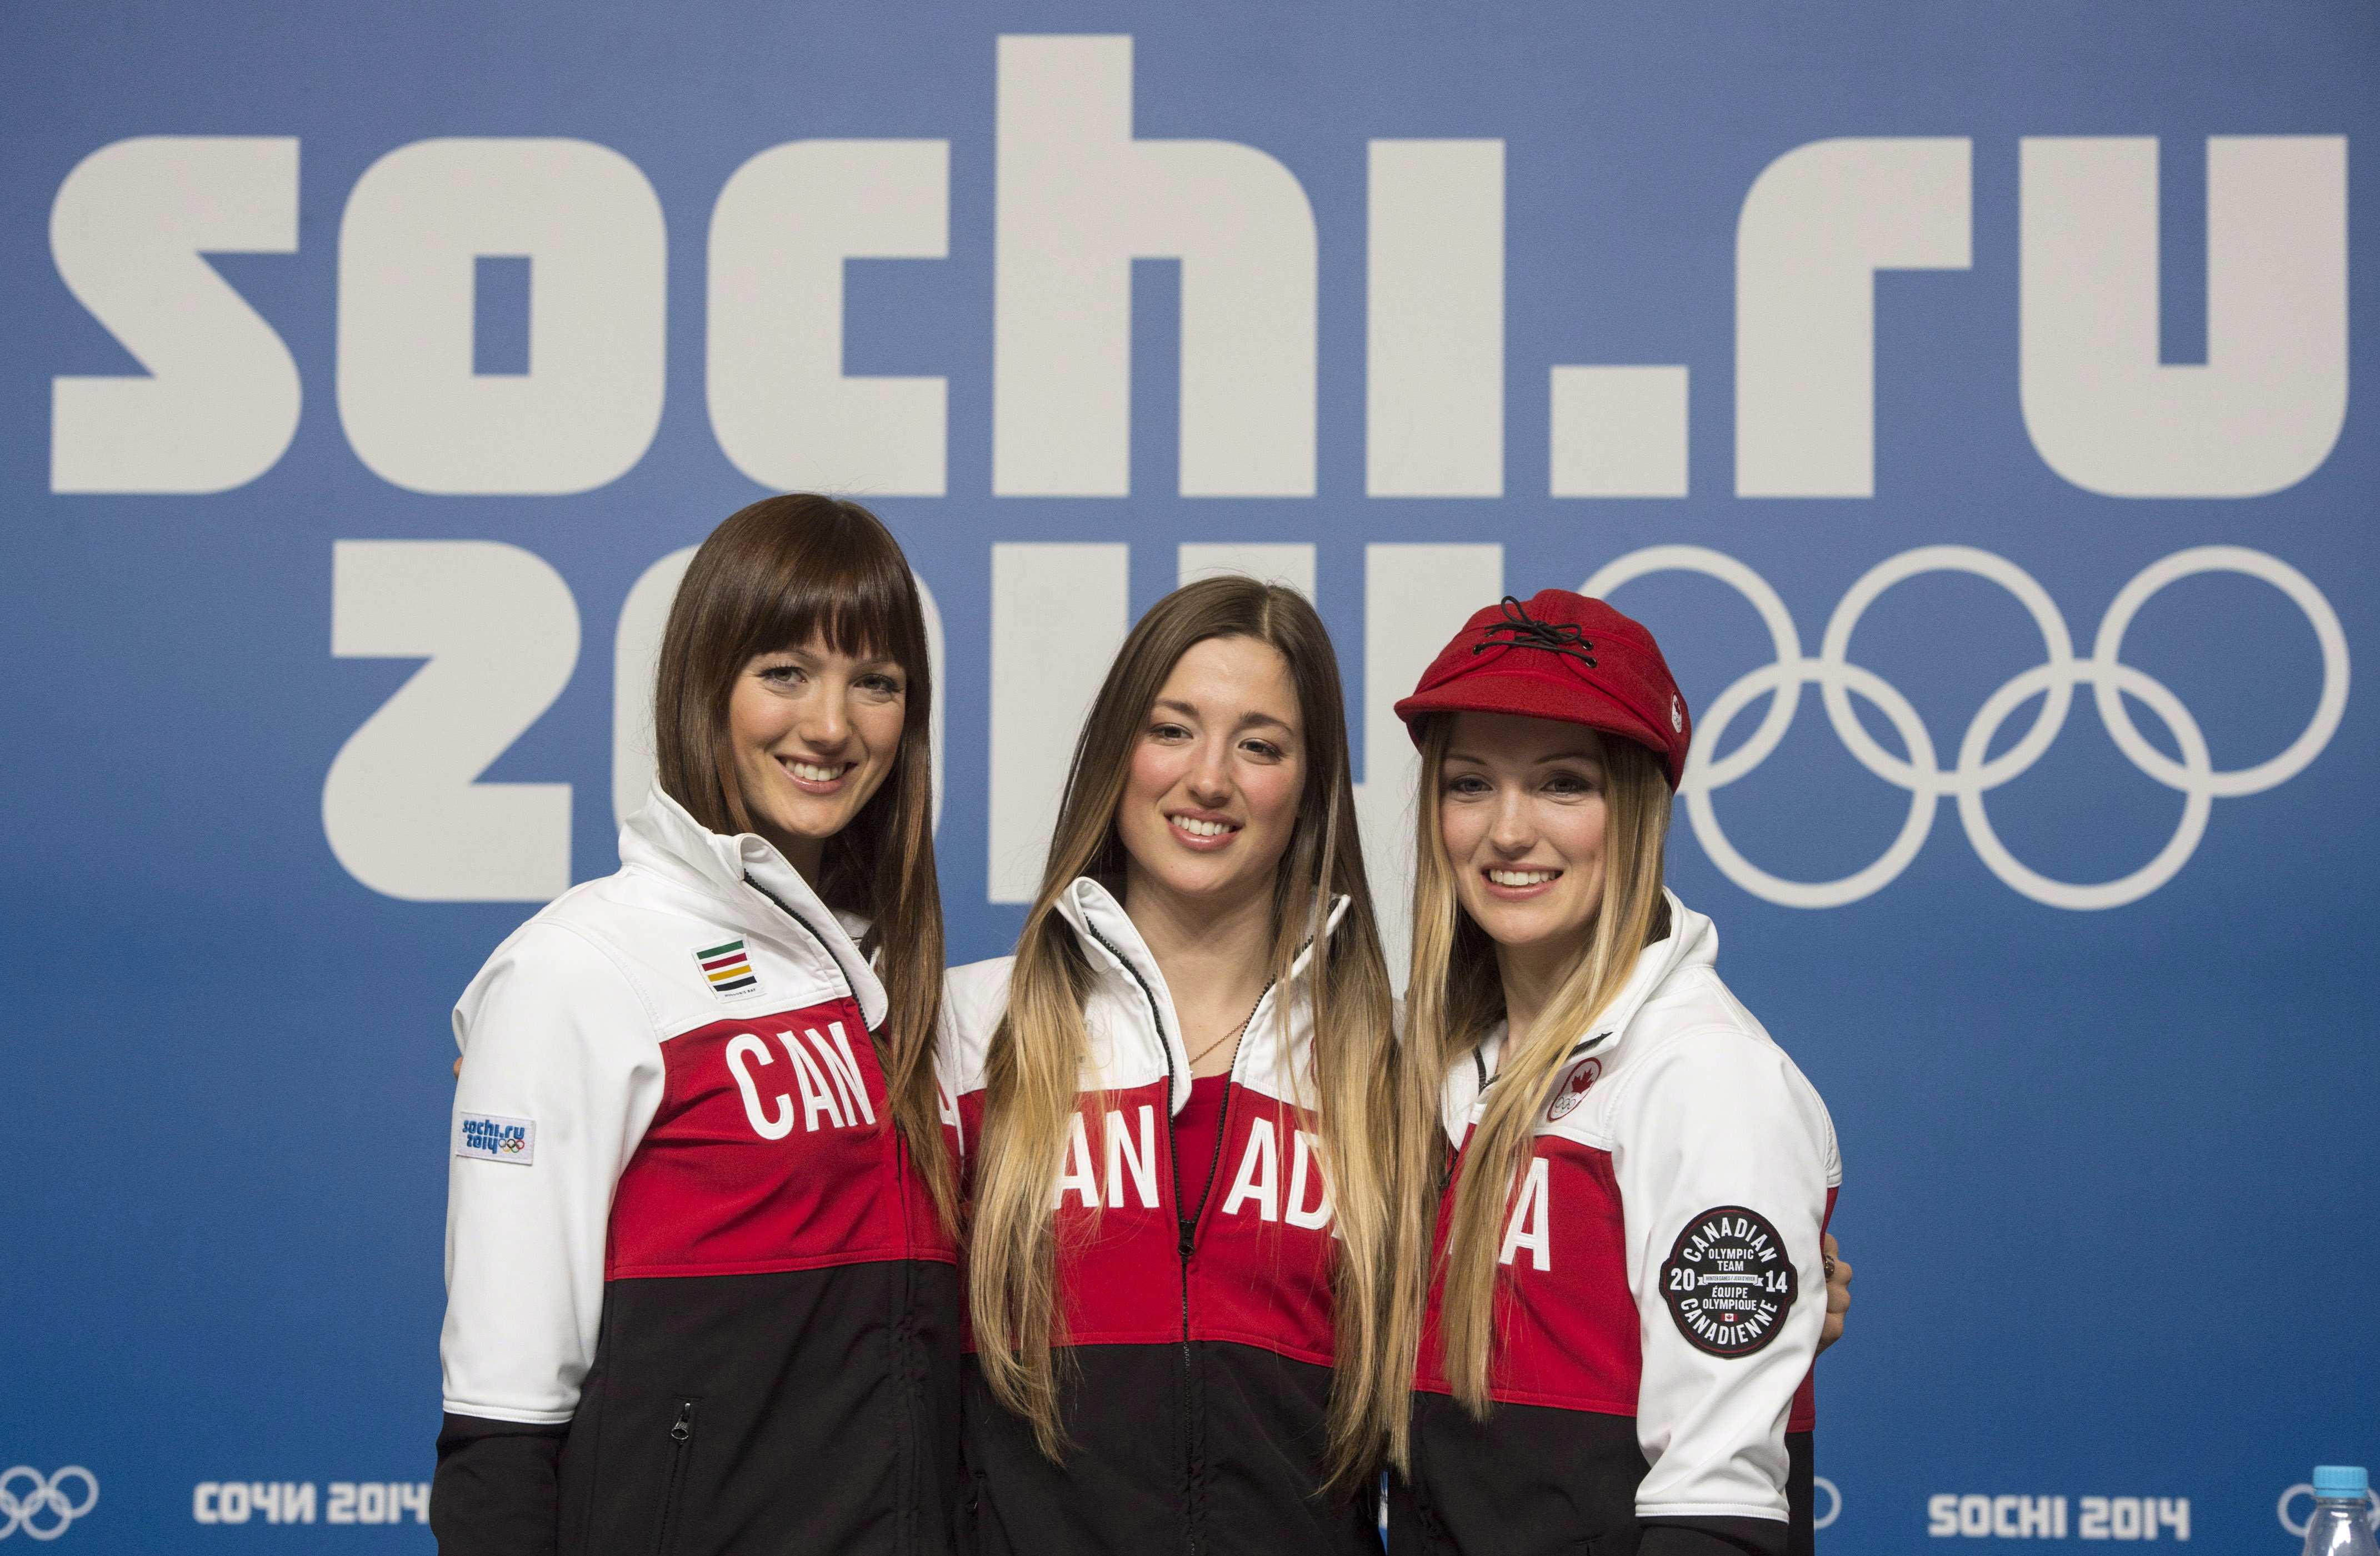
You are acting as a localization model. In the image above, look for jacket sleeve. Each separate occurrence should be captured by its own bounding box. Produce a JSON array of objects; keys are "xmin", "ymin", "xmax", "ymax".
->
[
  {"xmin": 433, "ymin": 920, "xmax": 667, "ymax": 1554},
  {"xmin": 429, "ymin": 1415, "xmax": 566, "ymax": 1556},
  {"xmin": 1613, "ymin": 1027, "xmax": 1835, "ymax": 1538}
]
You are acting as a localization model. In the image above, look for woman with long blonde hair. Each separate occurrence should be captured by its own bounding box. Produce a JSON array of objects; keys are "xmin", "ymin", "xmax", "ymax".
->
[
  {"xmin": 1385, "ymin": 591, "xmax": 1841, "ymax": 1556},
  {"xmin": 944, "ymin": 576, "xmax": 1407, "ymax": 1553}
]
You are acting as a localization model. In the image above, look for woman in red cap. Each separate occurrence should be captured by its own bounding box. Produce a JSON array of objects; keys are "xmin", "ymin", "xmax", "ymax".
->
[{"xmin": 1383, "ymin": 591, "xmax": 1841, "ymax": 1556}]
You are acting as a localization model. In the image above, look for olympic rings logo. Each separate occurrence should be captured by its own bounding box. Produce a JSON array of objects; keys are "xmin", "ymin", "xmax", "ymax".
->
[
  {"xmin": 0, "ymin": 1469, "xmax": 97, "ymax": 1541},
  {"xmin": 2278, "ymin": 1483, "xmax": 2380, "ymax": 1538},
  {"xmin": 1583, "ymin": 544, "xmax": 2349, "ymax": 910}
]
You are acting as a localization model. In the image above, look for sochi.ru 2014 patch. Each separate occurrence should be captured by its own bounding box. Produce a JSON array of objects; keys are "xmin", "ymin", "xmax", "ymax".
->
[
  {"xmin": 455, "ymin": 1112, "xmax": 535, "ymax": 1166},
  {"xmin": 1659, "ymin": 1205, "xmax": 1796, "ymax": 1357}
]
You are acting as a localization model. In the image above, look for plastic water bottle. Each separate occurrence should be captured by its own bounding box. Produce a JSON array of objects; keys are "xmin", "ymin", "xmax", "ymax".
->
[{"xmin": 2304, "ymin": 1467, "xmax": 2379, "ymax": 1556}]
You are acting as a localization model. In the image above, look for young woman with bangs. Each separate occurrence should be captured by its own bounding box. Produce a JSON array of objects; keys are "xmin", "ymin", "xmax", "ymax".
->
[
  {"xmin": 1386, "ymin": 591, "xmax": 1842, "ymax": 1556},
  {"xmin": 434, "ymin": 496, "xmax": 962, "ymax": 1556},
  {"xmin": 945, "ymin": 576, "xmax": 1409, "ymax": 1554}
]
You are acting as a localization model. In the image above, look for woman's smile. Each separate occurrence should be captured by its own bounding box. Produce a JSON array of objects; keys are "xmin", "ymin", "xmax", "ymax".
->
[
  {"xmin": 778, "ymin": 755, "xmax": 859, "ymax": 793},
  {"xmin": 1483, "ymin": 865, "xmax": 1563, "ymax": 899},
  {"xmin": 1166, "ymin": 808, "xmax": 1243, "ymax": 848},
  {"xmin": 727, "ymin": 635, "xmax": 908, "ymax": 877},
  {"xmin": 1116, "ymin": 634, "xmax": 1304, "ymax": 907},
  {"xmin": 1440, "ymin": 711, "xmax": 1611, "ymax": 958}
]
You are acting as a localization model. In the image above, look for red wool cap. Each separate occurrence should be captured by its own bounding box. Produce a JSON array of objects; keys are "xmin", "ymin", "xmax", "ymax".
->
[{"xmin": 1393, "ymin": 590, "xmax": 1693, "ymax": 789}]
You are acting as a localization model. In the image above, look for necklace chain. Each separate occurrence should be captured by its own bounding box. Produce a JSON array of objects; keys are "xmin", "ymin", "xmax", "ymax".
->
[{"xmin": 1186, "ymin": 979, "xmax": 1274, "ymax": 1072}]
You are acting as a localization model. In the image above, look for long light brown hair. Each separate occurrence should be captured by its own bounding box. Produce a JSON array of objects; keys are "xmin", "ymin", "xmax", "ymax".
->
[
  {"xmin": 653, "ymin": 493, "xmax": 953, "ymax": 1230},
  {"xmin": 1395, "ymin": 715, "xmax": 1674, "ymax": 1414},
  {"xmin": 968, "ymin": 576, "xmax": 1404, "ymax": 1489}
]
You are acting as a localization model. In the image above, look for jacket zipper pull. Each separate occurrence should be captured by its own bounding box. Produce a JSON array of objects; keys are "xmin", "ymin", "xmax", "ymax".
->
[
  {"xmin": 669, "ymin": 1400, "xmax": 696, "ymax": 1444},
  {"xmin": 1177, "ymin": 1218, "xmax": 1197, "ymax": 1258}
]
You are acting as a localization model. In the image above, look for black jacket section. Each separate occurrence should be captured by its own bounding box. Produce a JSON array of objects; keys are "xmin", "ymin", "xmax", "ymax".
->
[
  {"xmin": 433, "ymin": 1417, "xmax": 567, "ymax": 1556},
  {"xmin": 1387, "ymin": 1392, "xmax": 1812, "ymax": 1556},
  {"xmin": 435, "ymin": 1259, "xmax": 961, "ymax": 1556},
  {"xmin": 960, "ymin": 1340, "xmax": 1377, "ymax": 1556},
  {"xmin": 1637, "ymin": 1432, "xmax": 1811, "ymax": 1556},
  {"xmin": 1638, "ymin": 1528, "xmax": 1769, "ymax": 1556},
  {"xmin": 1638, "ymin": 1514, "xmax": 1786, "ymax": 1556}
]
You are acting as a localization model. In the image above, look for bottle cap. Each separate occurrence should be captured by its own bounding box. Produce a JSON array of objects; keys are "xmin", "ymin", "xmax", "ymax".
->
[{"xmin": 2313, "ymin": 1466, "xmax": 2369, "ymax": 1498}]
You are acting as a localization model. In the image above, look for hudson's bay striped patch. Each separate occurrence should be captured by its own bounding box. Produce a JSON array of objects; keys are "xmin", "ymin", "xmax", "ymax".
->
[{"xmin": 693, "ymin": 938, "xmax": 759, "ymax": 999}]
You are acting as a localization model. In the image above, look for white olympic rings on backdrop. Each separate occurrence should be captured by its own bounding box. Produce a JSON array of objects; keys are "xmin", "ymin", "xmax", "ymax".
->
[
  {"xmin": 1582, "ymin": 545, "xmax": 2349, "ymax": 910},
  {"xmin": 2277, "ymin": 1484, "xmax": 2380, "ymax": 1538},
  {"xmin": 0, "ymin": 1469, "xmax": 98, "ymax": 1540}
]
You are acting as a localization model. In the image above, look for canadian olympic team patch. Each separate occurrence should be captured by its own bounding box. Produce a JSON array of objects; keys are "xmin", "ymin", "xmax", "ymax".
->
[
  {"xmin": 1659, "ymin": 1206, "xmax": 1796, "ymax": 1357},
  {"xmin": 1546, "ymin": 1056, "xmax": 1602, "ymax": 1120}
]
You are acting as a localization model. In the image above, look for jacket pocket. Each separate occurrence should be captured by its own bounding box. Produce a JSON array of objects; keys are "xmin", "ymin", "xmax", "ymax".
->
[
  {"xmin": 957, "ymin": 1469, "xmax": 984, "ymax": 1555},
  {"xmin": 652, "ymin": 1397, "xmax": 699, "ymax": 1556},
  {"xmin": 962, "ymin": 1468, "xmax": 1013, "ymax": 1556}
]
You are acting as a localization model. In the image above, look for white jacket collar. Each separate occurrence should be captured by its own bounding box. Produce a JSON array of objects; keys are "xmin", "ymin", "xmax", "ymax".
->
[
  {"xmin": 1052, "ymin": 875, "xmax": 1352, "ymax": 1113},
  {"xmin": 1457, "ymin": 889, "xmax": 1713, "ymax": 1125},
  {"xmin": 1587, "ymin": 889, "xmax": 1715, "ymax": 1047},
  {"xmin": 619, "ymin": 783, "xmax": 888, "ymax": 1030}
]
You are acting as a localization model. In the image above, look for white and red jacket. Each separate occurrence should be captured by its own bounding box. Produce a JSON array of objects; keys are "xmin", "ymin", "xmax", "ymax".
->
[
  {"xmin": 940, "ymin": 878, "xmax": 1376, "ymax": 1554},
  {"xmin": 434, "ymin": 787, "xmax": 960, "ymax": 1556},
  {"xmin": 1389, "ymin": 893, "xmax": 1839, "ymax": 1556}
]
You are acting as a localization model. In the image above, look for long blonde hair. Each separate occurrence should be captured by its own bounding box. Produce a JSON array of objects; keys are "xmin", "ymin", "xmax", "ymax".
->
[
  {"xmin": 1394, "ymin": 715, "xmax": 1674, "ymax": 1414},
  {"xmin": 967, "ymin": 577, "xmax": 1404, "ymax": 1489}
]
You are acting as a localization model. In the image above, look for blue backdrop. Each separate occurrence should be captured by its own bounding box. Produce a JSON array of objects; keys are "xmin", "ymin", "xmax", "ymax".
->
[{"xmin": 4, "ymin": 2, "xmax": 2374, "ymax": 1549}]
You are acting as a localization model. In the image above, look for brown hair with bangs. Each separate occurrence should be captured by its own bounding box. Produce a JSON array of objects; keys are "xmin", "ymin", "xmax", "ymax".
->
[{"xmin": 654, "ymin": 493, "xmax": 953, "ymax": 1229}]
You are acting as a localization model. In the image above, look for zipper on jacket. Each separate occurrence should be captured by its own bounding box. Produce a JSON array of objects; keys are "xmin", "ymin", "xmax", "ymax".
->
[
  {"xmin": 1079, "ymin": 919, "xmax": 1186, "ymax": 1237},
  {"xmin": 741, "ymin": 874, "xmax": 844, "ymax": 983},
  {"xmin": 748, "ymin": 869, "xmax": 940, "ymax": 1550},
  {"xmin": 1180, "ymin": 1082, "xmax": 1239, "ymax": 1255},
  {"xmin": 1176, "ymin": 978, "xmax": 1272, "ymax": 1269},
  {"xmin": 654, "ymin": 1397, "xmax": 699, "ymax": 1556},
  {"xmin": 1079, "ymin": 919, "xmax": 1202, "ymax": 1552},
  {"xmin": 1173, "ymin": 978, "xmax": 1272, "ymax": 1259},
  {"xmin": 889, "ymin": 1261, "xmax": 923, "ymax": 1556},
  {"xmin": 744, "ymin": 870, "xmax": 892, "ymax": 1079}
]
